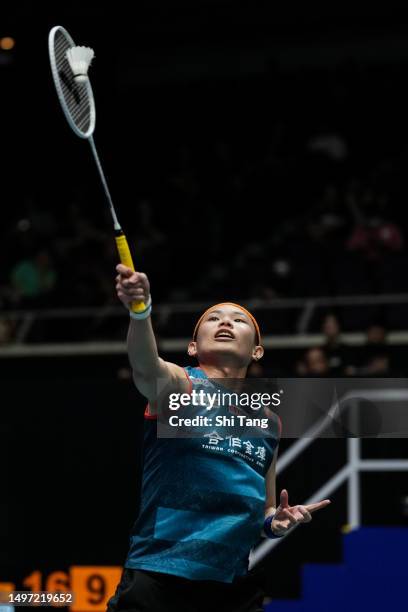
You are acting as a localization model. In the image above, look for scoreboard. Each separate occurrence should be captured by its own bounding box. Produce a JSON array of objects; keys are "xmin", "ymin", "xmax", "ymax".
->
[{"xmin": 0, "ymin": 567, "xmax": 122, "ymax": 611}]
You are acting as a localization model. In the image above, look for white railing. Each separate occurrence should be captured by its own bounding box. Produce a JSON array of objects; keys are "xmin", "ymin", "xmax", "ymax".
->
[
  {"xmin": 2, "ymin": 292, "xmax": 408, "ymax": 356},
  {"xmin": 249, "ymin": 389, "xmax": 408, "ymax": 568},
  {"xmin": 2, "ymin": 291, "xmax": 408, "ymax": 336},
  {"xmin": 3, "ymin": 330, "xmax": 408, "ymax": 358}
]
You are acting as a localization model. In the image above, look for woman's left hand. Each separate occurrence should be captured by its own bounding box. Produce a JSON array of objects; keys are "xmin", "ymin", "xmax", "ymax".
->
[{"xmin": 271, "ymin": 489, "xmax": 331, "ymax": 536}]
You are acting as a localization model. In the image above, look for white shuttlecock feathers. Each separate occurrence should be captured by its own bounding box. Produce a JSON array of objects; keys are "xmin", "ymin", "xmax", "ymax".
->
[{"xmin": 66, "ymin": 46, "xmax": 94, "ymax": 83}]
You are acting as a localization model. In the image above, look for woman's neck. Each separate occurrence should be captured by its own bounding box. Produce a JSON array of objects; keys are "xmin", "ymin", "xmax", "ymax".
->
[{"xmin": 198, "ymin": 362, "xmax": 247, "ymax": 379}]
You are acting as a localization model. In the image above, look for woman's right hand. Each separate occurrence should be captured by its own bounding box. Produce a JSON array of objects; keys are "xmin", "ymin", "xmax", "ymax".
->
[{"xmin": 115, "ymin": 264, "xmax": 150, "ymax": 309}]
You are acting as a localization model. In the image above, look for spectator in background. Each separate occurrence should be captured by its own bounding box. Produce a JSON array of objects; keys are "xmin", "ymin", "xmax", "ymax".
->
[
  {"xmin": 346, "ymin": 189, "xmax": 404, "ymax": 260},
  {"xmin": 359, "ymin": 324, "xmax": 391, "ymax": 376},
  {"xmin": 307, "ymin": 184, "xmax": 347, "ymax": 248},
  {"xmin": 363, "ymin": 324, "xmax": 387, "ymax": 358},
  {"xmin": 346, "ymin": 324, "xmax": 391, "ymax": 376},
  {"xmin": 247, "ymin": 360, "xmax": 265, "ymax": 378},
  {"xmin": 10, "ymin": 248, "xmax": 57, "ymax": 307},
  {"xmin": 297, "ymin": 347, "xmax": 330, "ymax": 377},
  {"xmin": 0, "ymin": 317, "xmax": 15, "ymax": 345},
  {"xmin": 321, "ymin": 313, "xmax": 350, "ymax": 375}
]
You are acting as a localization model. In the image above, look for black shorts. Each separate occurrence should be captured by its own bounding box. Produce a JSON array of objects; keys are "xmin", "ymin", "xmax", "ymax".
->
[{"xmin": 106, "ymin": 567, "xmax": 265, "ymax": 612}]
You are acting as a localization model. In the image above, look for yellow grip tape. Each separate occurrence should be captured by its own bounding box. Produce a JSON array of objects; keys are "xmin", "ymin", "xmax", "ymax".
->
[{"xmin": 115, "ymin": 234, "xmax": 147, "ymax": 313}]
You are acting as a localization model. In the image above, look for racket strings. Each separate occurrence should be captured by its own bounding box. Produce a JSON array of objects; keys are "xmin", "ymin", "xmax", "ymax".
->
[{"xmin": 53, "ymin": 29, "xmax": 92, "ymax": 134}]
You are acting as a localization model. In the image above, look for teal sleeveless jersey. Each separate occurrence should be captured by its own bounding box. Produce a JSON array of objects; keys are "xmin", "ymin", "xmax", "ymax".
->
[{"xmin": 125, "ymin": 366, "xmax": 280, "ymax": 583}]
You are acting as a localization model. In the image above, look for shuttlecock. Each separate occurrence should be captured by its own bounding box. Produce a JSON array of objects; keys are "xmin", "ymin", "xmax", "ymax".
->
[{"xmin": 66, "ymin": 46, "xmax": 94, "ymax": 83}]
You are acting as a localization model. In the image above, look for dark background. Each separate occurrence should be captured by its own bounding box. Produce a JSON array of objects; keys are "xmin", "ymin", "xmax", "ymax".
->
[
  {"xmin": 2, "ymin": 4, "xmax": 408, "ymax": 308},
  {"xmin": 1, "ymin": 2, "xmax": 408, "ymax": 602}
]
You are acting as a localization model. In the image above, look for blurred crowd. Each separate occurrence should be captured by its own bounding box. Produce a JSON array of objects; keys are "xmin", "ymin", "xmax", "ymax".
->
[
  {"xmin": 1, "ymin": 145, "xmax": 406, "ymax": 311},
  {"xmin": 245, "ymin": 312, "xmax": 403, "ymax": 377},
  {"xmin": 1, "ymin": 61, "xmax": 408, "ymax": 356},
  {"xmin": 297, "ymin": 313, "xmax": 396, "ymax": 377}
]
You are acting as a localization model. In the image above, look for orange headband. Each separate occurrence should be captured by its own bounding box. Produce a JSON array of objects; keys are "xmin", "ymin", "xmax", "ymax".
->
[{"xmin": 193, "ymin": 302, "xmax": 261, "ymax": 345}]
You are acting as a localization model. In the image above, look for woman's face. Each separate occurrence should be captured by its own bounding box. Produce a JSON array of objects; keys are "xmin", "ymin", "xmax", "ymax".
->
[{"xmin": 194, "ymin": 304, "xmax": 260, "ymax": 366}]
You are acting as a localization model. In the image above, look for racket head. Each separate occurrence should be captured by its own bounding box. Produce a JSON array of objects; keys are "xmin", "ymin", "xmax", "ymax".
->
[{"xmin": 48, "ymin": 25, "xmax": 96, "ymax": 139}]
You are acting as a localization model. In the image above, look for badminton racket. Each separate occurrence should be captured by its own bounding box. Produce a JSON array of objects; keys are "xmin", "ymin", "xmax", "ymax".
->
[{"xmin": 48, "ymin": 25, "xmax": 146, "ymax": 313}]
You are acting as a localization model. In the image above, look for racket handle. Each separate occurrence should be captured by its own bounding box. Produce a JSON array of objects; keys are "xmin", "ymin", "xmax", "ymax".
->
[{"xmin": 115, "ymin": 232, "xmax": 147, "ymax": 313}]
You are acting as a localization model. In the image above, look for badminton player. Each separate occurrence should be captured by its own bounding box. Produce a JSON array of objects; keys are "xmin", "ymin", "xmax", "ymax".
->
[{"xmin": 107, "ymin": 265, "xmax": 331, "ymax": 612}]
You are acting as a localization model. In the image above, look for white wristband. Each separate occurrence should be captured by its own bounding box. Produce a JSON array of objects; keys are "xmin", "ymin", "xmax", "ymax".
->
[{"xmin": 129, "ymin": 295, "xmax": 152, "ymax": 320}]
